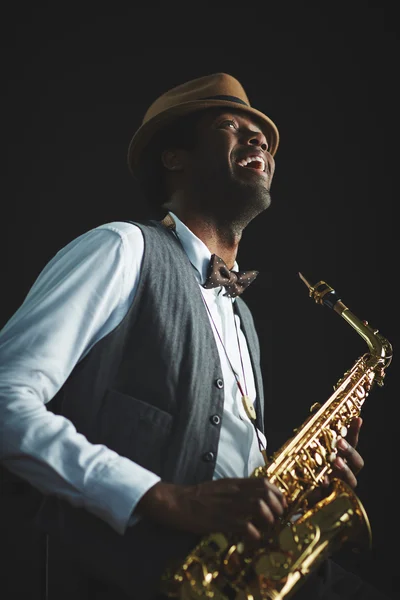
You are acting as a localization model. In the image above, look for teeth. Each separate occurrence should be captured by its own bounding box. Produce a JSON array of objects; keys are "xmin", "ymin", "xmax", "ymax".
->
[{"xmin": 236, "ymin": 155, "xmax": 266, "ymax": 171}]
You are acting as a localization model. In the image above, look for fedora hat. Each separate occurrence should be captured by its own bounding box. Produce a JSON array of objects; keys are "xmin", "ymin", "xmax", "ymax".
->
[{"xmin": 127, "ymin": 72, "xmax": 279, "ymax": 176}]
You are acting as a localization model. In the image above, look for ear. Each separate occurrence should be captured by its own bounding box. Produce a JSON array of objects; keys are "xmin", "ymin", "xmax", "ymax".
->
[{"xmin": 161, "ymin": 149, "xmax": 184, "ymax": 172}]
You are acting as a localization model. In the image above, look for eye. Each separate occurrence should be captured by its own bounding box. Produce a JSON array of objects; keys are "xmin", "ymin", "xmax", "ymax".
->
[{"xmin": 219, "ymin": 119, "xmax": 238, "ymax": 130}]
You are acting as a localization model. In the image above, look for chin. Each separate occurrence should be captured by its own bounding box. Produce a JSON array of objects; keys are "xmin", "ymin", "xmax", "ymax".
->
[
  {"xmin": 236, "ymin": 184, "xmax": 272, "ymax": 216},
  {"xmin": 222, "ymin": 195, "xmax": 271, "ymax": 232},
  {"xmin": 202, "ymin": 177, "xmax": 272, "ymax": 225}
]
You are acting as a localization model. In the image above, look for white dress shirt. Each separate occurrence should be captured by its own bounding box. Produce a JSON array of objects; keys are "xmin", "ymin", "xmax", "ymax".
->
[{"xmin": 0, "ymin": 212, "xmax": 266, "ymax": 535}]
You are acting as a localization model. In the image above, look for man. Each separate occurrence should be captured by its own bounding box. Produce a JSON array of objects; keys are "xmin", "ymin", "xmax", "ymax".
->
[{"xmin": 0, "ymin": 73, "xmax": 389, "ymax": 599}]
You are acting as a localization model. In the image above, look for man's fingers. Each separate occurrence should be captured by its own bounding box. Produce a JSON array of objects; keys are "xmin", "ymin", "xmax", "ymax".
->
[
  {"xmin": 264, "ymin": 488, "xmax": 286, "ymax": 516},
  {"xmin": 346, "ymin": 416, "xmax": 363, "ymax": 448},
  {"xmin": 259, "ymin": 478, "xmax": 287, "ymax": 509},
  {"xmin": 233, "ymin": 499, "xmax": 280, "ymax": 543},
  {"xmin": 142, "ymin": 478, "xmax": 289, "ymax": 537},
  {"xmin": 337, "ymin": 438, "xmax": 364, "ymax": 474},
  {"xmin": 228, "ymin": 480, "xmax": 286, "ymax": 521},
  {"xmin": 333, "ymin": 457, "xmax": 358, "ymax": 488},
  {"xmin": 242, "ymin": 520, "xmax": 262, "ymax": 543},
  {"xmin": 226, "ymin": 478, "xmax": 287, "ymax": 511},
  {"xmin": 211, "ymin": 480, "xmax": 287, "ymax": 537},
  {"xmin": 250, "ymin": 497, "xmax": 279, "ymax": 525}
]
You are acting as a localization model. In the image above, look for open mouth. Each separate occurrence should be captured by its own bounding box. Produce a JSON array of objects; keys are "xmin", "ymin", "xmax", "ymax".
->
[{"xmin": 236, "ymin": 155, "xmax": 266, "ymax": 173}]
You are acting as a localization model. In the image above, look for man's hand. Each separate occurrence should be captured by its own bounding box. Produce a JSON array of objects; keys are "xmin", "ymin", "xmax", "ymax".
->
[
  {"xmin": 315, "ymin": 416, "xmax": 364, "ymax": 497},
  {"xmin": 136, "ymin": 477, "xmax": 287, "ymax": 542},
  {"xmin": 330, "ymin": 416, "xmax": 364, "ymax": 489},
  {"xmin": 297, "ymin": 416, "xmax": 365, "ymax": 509},
  {"xmin": 136, "ymin": 419, "xmax": 363, "ymax": 542}
]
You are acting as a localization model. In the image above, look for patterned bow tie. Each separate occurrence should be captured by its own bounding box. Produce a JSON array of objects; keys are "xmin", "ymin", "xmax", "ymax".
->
[{"xmin": 202, "ymin": 254, "xmax": 259, "ymax": 298}]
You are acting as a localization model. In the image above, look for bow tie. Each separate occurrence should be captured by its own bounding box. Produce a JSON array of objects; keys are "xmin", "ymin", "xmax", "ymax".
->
[{"xmin": 202, "ymin": 254, "xmax": 259, "ymax": 298}]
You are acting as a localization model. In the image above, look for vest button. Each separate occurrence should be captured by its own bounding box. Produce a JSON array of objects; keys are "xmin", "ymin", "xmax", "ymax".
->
[
  {"xmin": 210, "ymin": 414, "xmax": 221, "ymax": 426},
  {"xmin": 215, "ymin": 378, "xmax": 224, "ymax": 389},
  {"xmin": 202, "ymin": 451, "xmax": 215, "ymax": 462}
]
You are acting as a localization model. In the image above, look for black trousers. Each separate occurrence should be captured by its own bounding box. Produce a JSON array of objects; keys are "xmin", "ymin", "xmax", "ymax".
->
[{"xmin": 48, "ymin": 553, "xmax": 391, "ymax": 600}]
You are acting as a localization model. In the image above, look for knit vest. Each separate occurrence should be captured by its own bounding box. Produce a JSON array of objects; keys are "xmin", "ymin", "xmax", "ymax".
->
[{"xmin": 36, "ymin": 219, "xmax": 265, "ymax": 599}]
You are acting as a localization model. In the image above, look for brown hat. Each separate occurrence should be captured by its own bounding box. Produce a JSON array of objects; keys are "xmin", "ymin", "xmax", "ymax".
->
[{"xmin": 127, "ymin": 72, "xmax": 279, "ymax": 177}]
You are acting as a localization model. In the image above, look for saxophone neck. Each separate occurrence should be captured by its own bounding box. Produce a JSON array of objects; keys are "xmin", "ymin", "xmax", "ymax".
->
[
  {"xmin": 336, "ymin": 305, "xmax": 391, "ymax": 365},
  {"xmin": 299, "ymin": 273, "xmax": 393, "ymax": 375}
]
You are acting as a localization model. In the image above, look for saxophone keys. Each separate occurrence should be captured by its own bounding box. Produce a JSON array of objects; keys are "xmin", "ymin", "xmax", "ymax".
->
[
  {"xmin": 356, "ymin": 386, "xmax": 366, "ymax": 399},
  {"xmin": 204, "ymin": 572, "xmax": 213, "ymax": 584},
  {"xmin": 314, "ymin": 452, "xmax": 323, "ymax": 466},
  {"xmin": 334, "ymin": 422, "xmax": 348, "ymax": 438},
  {"xmin": 237, "ymin": 542, "xmax": 245, "ymax": 554},
  {"xmin": 222, "ymin": 544, "xmax": 243, "ymax": 577}
]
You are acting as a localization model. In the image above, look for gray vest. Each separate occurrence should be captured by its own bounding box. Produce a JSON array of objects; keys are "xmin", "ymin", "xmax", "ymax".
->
[{"xmin": 36, "ymin": 219, "xmax": 265, "ymax": 599}]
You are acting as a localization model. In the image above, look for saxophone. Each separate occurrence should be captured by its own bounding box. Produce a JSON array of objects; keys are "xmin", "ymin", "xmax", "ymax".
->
[{"xmin": 160, "ymin": 274, "xmax": 393, "ymax": 600}]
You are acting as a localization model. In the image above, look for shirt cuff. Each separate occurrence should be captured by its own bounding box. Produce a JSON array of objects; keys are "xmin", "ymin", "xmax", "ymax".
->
[{"xmin": 85, "ymin": 452, "xmax": 161, "ymax": 535}]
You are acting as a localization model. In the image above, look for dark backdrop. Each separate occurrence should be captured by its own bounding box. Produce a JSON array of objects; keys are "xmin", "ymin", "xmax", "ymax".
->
[{"xmin": 1, "ymin": 9, "xmax": 398, "ymax": 600}]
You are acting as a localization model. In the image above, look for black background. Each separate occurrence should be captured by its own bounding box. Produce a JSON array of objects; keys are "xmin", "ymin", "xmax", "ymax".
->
[{"xmin": 1, "ymin": 6, "xmax": 398, "ymax": 600}]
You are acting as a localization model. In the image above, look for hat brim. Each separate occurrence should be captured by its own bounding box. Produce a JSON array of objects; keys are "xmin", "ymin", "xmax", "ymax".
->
[{"xmin": 127, "ymin": 98, "xmax": 280, "ymax": 177}]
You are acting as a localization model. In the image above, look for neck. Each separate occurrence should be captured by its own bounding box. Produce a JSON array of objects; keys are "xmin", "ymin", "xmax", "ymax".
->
[{"xmin": 169, "ymin": 210, "xmax": 242, "ymax": 270}]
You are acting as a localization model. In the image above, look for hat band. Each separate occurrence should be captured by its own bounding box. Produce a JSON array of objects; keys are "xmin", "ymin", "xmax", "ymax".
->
[{"xmin": 202, "ymin": 94, "xmax": 249, "ymax": 106}]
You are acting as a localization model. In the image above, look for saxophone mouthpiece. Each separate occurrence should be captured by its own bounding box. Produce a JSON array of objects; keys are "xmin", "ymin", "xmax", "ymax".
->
[
  {"xmin": 298, "ymin": 272, "xmax": 313, "ymax": 291},
  {"xmin": 299, "ymin": 273, "xmax": 340, "ymax": 309}
]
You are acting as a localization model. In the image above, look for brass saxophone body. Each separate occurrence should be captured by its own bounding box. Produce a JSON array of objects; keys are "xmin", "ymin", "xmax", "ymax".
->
[{"xmin": 161, "ymin": 275, "xmax": 393, "ymax": 600}]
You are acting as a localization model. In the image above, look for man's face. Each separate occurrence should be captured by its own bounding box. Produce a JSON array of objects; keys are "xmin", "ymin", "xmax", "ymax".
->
[{"xmin": 181, "ymin": 108, "xmax": 275, "ymax": 221}]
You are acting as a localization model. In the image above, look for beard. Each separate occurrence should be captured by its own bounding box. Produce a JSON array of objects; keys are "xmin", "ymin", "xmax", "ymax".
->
[{"xmin": 194, "ymin": 172, "xmax": 272, "ymax": 235}]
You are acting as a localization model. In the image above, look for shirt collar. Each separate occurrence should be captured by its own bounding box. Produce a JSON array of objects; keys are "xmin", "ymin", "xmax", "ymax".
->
[{"xmin": 168, "ymin": 211, "xmax": 239, "ymax": 286}]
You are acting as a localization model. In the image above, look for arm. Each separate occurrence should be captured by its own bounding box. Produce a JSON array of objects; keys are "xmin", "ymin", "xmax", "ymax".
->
[{"xmin": 0, "ymin": 222, "xmax": 160, "ymax": 535}]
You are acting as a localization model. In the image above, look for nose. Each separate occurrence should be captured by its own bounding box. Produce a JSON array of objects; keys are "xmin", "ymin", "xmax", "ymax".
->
[{"xmin": 245, "ymin": 129, "xmax": 268, "ymax": 152}]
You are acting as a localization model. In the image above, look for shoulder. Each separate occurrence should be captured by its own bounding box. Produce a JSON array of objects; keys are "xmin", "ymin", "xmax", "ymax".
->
[
  {"xmin": 46, "ymin": 221, "xmax": 146, "ymax": 283},
  {"xmin": 56, "ymin": 221, "xmax": 145, "ymax": 259},
  {"xmin": 95, "ymin": 221, "xmax": 145, "ymax": 245},
  {"xmin": 93, "ymin": 219, "xmax": 168, "ymax": 246}
]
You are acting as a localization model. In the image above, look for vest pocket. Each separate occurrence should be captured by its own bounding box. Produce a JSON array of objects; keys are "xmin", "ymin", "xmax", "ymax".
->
[{"xmin": 97, "ymin": 389, "xmax": 173, "ymax": 475}]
